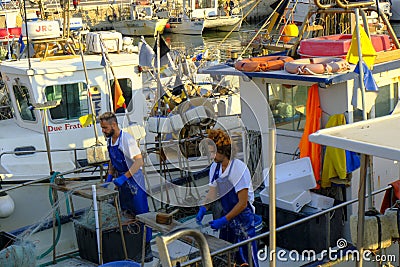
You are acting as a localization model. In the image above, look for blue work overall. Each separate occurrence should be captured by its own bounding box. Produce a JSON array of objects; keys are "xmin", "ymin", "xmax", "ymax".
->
[
  {"xmin": 212, "ymin": 160, "xmax": 259, "ymax": 267},
  {"xmin": 108, "ymin": 131, "xmax": 152, "ymax": 243}
]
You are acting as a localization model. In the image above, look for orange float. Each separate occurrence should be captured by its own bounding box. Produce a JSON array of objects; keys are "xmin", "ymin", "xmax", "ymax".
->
[
  {"xmin": 284, "ymin": 57, "xmax": 350, "ymax": 75},
  {"xmin": 235, "ymin": 56, "xmax": 294, "ymax": 72}
]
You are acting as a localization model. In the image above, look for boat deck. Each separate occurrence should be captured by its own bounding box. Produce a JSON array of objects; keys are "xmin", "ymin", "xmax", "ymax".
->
[{"xmin": 199, "ymin": 59, "xmax": 400, "ymax": 86}]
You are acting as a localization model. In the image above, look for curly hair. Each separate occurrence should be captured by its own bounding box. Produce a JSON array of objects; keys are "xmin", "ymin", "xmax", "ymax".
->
[{"xmin": 206, "ymin": 129, "xmax": 234, "ymax": 159}]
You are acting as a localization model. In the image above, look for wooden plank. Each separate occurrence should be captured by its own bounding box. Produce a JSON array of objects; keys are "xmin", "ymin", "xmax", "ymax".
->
[
  {"xmin": 374, "ymin": 50, "xmax": 400, "ymax": 64},
  {"xmin": 50, "ymin": 180, "xmax": 118, "ymax": 201}
]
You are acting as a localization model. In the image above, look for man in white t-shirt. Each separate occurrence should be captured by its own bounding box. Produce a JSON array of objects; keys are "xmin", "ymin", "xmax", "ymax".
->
[
  {"xmin": 196, "ymin": 129, "xmax": 259, "ymax": 267},
  {"xmin": 99, "ymin": 112, "xmax": 153, "ymax": 262}
]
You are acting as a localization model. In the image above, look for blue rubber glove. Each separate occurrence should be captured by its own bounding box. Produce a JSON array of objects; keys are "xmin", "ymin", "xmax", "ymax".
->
[
  {"xmin": 196, "ymin": 206, "xmax": 207, "ymax": 224},
  {"xmin": 106, "ymin": 174, "xmax": 113, "ymax": 183},
  {"xmin": 102, "ymin": 174, "xmax": 114, "ymax": 188},
  {"xmin": 113, "ymin": 174, "xmax": 129, "ymax": 187},
  {"xmin": 209, "ymin": 216, "xmax": 228, "ymax": 230}
]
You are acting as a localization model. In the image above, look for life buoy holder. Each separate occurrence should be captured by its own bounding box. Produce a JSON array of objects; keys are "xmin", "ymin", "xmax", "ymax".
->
[
  {"xmin": 284, "ymin": 57, "xmax": 350, "ymax": 75},
  {"xmin": 235, "ymin": 56, "xmax": 294, "ymax": 72}
]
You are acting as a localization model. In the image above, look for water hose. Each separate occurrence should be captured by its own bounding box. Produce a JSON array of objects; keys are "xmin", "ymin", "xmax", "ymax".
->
[{"xmin": 37, "ymin": 172, "xmax": 62, "ymax": 260}]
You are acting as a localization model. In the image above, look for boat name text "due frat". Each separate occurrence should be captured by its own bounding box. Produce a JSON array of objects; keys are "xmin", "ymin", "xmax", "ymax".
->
[{"xmin": 47, "ymin": 123, "xmax": 90, "ymax": 132}]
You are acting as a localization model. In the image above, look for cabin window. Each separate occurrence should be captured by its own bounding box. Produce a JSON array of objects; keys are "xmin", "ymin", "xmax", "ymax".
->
[
  {"xmin": 198, "ymin": 0, "xmax": 215, "ymax": 9},
  {"xmin": 110, "ymin": 78, "xmax": 133, "ymax": 113},
  {"xmin": 13, "ymin": 84, "xmax": 36, "ymax": 121},
  {"xmin": 45, "ymin": 83, "xmax": 90, "ymax": 120},
  {"xmin": 374, "ymin": 84, "xmax": 398, "ymax": 118},
  {"xmin": 353, "ymin": 83, "xmax": 398, "ymax": 121},
  {"xmin": 268, "ymin": 84, "xmax": 308, "ymax": 131}
]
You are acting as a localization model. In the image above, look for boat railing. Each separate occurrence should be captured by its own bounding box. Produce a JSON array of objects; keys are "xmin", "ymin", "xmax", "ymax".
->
[
  {"xmin": 287, "ymin": 6, "xmax": 400, "ymax": 57},
  {"xmin": 0, "ymin": 146, "xmax": 90, "ymax": 171},
  {"xmin": 178, "ymin": 185, "xmax": 392, "ymax": 266},
  {"xmin": 314, "ymin": 0, "xmax": 375, "ymax": 9},
  {"xmin": 156, "ymin": 228, "xmax": 213, "ymax": 267}
]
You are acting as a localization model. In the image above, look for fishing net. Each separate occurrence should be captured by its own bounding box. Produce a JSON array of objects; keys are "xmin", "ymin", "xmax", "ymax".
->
[
  {"xmin": 0, "ymin": 240, "xmax": 36, "ymax": 267},
  {"xmin": 74, "ymin": 203, "xmax": 134, "ymax": 230}
]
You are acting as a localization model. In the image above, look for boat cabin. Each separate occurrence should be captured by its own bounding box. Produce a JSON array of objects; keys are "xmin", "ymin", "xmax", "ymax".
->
[{"xmin": 0, "ymin": 52, "xmax": 145, "ymax": 181}]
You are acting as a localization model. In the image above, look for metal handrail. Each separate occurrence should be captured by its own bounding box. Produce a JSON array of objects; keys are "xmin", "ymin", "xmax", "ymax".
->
[
  {"xmin": 156, "ymin": 228, "xmax": 213, "ymax": 267},
  {"xmin": 0, "ymin": 165, "xmax": 93, "ymax": 194},
  {"xmin": 181, "ymin": 185, "xmax": 392, "ymax": 266},
  {"xmin": 314, "ymin": 0, "xmax": 375, "ymax": 9},
  {"xmin": 0, "ymin": 147, "xmax": 88, "ymax": 171}
]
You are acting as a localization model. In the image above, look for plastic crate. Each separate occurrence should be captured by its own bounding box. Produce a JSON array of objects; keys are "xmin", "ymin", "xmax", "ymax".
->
[
  {"xmin": 254, "ymin": 197, "xmax": 344, "ymax": 253},
  {"xmin": 74, "ymin": 221, "xmax": 143, "ymax": 264}
]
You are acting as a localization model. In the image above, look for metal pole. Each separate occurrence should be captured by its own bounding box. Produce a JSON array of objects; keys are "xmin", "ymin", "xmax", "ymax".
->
[
  {"xmin": 355, "ymin": 8, "xmax": 367, "ymax": 121},
  {"xmin": 156, "ymin": 33, "xmax": 164, "ymax": 209},
  {"xmin": 42, "ymin": 110, "xmax": 53, "ymax": 173},
  {"xmin": 356, "ymin": 154, "xmax": 368, "ymax": 267},
  {"xmin": 22, "ymin": 0, "xmax": 31, "ymax": 68},
  {"xmin": 269, "ymin": 127, "xmax": 276, "ymax": 267},
  {"xmin": 78, "ymin": 38, "xmax": 100, "ymax": 144}
]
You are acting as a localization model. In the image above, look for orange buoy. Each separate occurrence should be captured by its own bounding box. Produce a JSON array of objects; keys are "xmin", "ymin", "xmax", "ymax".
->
[
  {"xmin": 280, "ymin": 23, "xmax": 299, "ymax": 44},
  {"xmin": 235, "ymin": 56, "xmax": 294, "ymax": 72}
]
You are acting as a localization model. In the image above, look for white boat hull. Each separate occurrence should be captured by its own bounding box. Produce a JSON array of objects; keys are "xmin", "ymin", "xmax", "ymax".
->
[
  {"xmin": 112, "ymin": 18, "xmax": 168, "ymax": 36},
  {"xmin": 203, "ymin": 15, "xmax": 242, "ymax": 32},
  {"xmin": 165, "ymin": 18, "xmax": 204, "ymax": 35}
]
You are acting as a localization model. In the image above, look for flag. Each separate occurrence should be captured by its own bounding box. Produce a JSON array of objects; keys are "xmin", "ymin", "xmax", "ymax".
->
[
  {"xmin": 79, "ymin": 114, "xmax": 94, "ymax": 127},
  {"xmin": 138, "ymin": 36, "xmax": 154, "ymax": 67},
  {"xmin": 153, "ymin": 36, "xmax": 170, "ymax": 66},
  {"xmin": 354, "ymin": 60, "xmax": 379, "ymax": 92},
  {"xmin": 114, "ymin": 79, "xmax": 126, "ymax": 111},
  {"xmin": 18, "ymin": 34, "xmax": 25, "ymax": 54},
  {"xmin": 153, "ymin": 36, "xmax": 170, "ymax": 58},
  {"xmin": 346, "ymin": 26, "xmax": 377, "ymax": 69},
  {"xmin": 100, "ymin": 51, "xmax": 107, "ymax": 67}
]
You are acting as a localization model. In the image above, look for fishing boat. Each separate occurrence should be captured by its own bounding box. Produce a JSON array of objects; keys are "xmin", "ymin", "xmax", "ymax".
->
[
  {"xmin": 112, "ymin": 4, "xmax": 169, "ymax": 36},
  {"xmin": 190, "ymin": 0, "xmax": 242, "ymax": 32},
  {"xmin": 3, "ymin": 1, "xmax": 400, "ymax": 266},
  {"xmin": 0, "ymin": 13, "xmax": 152, "ymax": 239},
  {"xmin": 164, "ymin": 15, "xmax": 204, "ymax": 35},
  {"xmin": 195, "ymin": 0, "xmax": 400, "ymax": 265}
]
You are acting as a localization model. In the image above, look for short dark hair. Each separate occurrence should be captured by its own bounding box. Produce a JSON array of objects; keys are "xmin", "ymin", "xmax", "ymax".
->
[{"xmin": 99, "ymin": 112, "xmax": 117, "ymax": 124}]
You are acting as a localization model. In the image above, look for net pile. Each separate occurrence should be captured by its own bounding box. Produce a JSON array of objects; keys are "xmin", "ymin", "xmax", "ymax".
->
[
  {"xmin": 74, "ymin": 203, "xmax": 133, "ymax": 230},
  {"xmin": 0, "ymin": 240, "xmax": 36, "ymax": 267}
]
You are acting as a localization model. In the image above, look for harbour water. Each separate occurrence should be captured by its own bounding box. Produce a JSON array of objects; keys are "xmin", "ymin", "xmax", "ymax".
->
[
  {"xmin": 139, "ymin": 22, "xmax": 400, "ymax": 62},
  {"xmin": 139, "ymin": 25, "xmax": 257, "ymax": 62}
]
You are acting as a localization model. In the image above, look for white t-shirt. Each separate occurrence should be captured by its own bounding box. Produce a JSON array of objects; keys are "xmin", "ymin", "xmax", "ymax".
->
[
  {"xmin": 109, "ymin": 130, "xmax": 141, "ymax": 168},
  {"xmin": 208, "ymin": 159, "xmax": 255, "ymax": 205}
]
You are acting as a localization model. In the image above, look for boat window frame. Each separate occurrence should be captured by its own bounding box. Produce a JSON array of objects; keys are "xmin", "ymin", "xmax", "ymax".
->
[
  {"xmin": 267, "ymin": 83, "xmax": 308, "ymax": 132},
  {"xmin": 12, "ymin": 79, "xmax": 37, "ymax": 122},
  {"xmin": 109, "ymin": 77, "xmax": 134, "ymax": 113},
  {"xmin": 44, "ymin": 81, "xmax": 92, "ymax": 122}
]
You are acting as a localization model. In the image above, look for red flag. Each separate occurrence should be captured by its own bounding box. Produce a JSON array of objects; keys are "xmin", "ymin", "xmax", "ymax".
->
[{"xmin": 114, "ymin": 79, "xmax": 126, "ymax": 111}]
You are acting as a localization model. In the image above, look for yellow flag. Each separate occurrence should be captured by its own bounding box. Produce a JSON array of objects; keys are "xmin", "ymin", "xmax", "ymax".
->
[
  {"xmin": 346, "ymin": 26, "xmax": 377, "ymax": 69},
  {"xmin": 79, "ymin": 114, "xmax": 94, "ymax": 127}
]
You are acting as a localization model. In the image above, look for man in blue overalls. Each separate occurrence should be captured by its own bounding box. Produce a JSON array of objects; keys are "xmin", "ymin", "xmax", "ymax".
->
[
  {"xmin": 196, "ymin": 129, "xmax": 259, "ymax": 267},
  {"xmin": 99, "ymin": 112, "xmax": 153, "ymax": 262}
]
